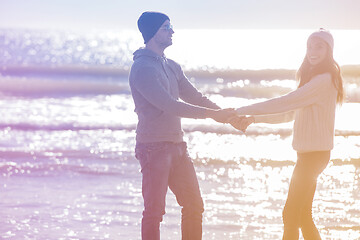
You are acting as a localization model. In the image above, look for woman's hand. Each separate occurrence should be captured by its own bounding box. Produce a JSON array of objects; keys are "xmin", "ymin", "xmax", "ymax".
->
[{"xmin": 229, "ymin": 115, "xmax": 255, "ymax": 133}]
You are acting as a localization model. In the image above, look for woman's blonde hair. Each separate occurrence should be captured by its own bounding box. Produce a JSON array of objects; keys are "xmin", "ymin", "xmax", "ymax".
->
[{"xmin": 296, "ymin": 36, "xmax": 344, "ymax": 104}]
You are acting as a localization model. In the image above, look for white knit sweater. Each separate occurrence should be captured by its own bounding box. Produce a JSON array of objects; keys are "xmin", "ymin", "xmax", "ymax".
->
[{"xmin": 236, "ymin": 73, "xmax": 338, "ymax": 152}]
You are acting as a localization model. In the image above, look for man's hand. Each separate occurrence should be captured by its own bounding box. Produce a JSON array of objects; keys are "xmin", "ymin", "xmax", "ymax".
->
[
  {"xmin": 209, "ymin": 108, "xmax": 237, "ymax": 123},
  {"xmin": 229, "ymin": 115, "xmax": 255, "ymax": 133}
]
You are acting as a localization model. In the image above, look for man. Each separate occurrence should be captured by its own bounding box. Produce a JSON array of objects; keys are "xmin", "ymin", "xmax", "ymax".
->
[{"xmin": 129, "ymin": 11, "xmax": 239, "ymax": 240}]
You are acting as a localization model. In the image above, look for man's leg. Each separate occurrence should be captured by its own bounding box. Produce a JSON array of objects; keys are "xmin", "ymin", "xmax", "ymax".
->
[
  {"xmin": 168, "ymin": 142, "xmax": 204, "ymax": 240},
  {"xmin": 136, "ymin": 142, "xmax": 172, "ymax": 240}
]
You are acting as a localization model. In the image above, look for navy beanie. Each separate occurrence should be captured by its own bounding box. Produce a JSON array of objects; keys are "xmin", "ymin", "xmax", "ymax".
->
[{"xmin": 137, "ymin": 11, "xmax": 170, "ymax": 44}]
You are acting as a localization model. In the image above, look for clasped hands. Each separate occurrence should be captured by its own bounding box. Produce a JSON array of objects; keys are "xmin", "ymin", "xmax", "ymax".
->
[{"xmin": 211, "ymin": 108, "xmax": 254, "ymax": 133}]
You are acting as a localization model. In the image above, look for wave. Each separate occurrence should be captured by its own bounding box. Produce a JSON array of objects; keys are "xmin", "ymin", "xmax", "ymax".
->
[
  {"xmin": 0, "ymin": 74, "xmax": 130, "ymax": 95},
  {"xmin": 0, "ymin": 64, "xmax": 130, "ymax": 77},
  {"xmin": 0, "ymin": 156, "xmax": 126, "ymax": 177},
  {"xmin": 0, "ymin": 123, "xmax": 135, "ymax": 131},
  {"xmin": 2, "ymin": 64, "xmax": 359, "ymax": 80},
  {"xmin": 1, "ymin": 151, "xmax": 359, "ymax": 178},
  {"xmin": 1, "ymin": 64, "xmax": 360, "ymax": 102},
  {"xmin": 2, "ymin": 72, "xmax": 360, "ymax": 104},
  {"xmin": 331, "ymin": 158, "xmax": 360, "ymax": 166},
  {"xmin": 324, "ymin": 225, "xmax": 360, "ymax": 231},
  {"xmin": 1, "ymin": 122, "xmax": 359, "ymax": 138}
]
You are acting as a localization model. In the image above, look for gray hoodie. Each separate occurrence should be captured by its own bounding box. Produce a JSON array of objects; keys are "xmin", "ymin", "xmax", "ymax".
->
[{"xmin": 129, "ymin": 48, "xmax": 219, "ymax": 143}]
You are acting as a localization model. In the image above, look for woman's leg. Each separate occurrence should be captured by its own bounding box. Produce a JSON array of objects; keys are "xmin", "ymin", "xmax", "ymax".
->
[
  {"xmin": 282, "ymin": 151, "xmax": 330, "ymax": 240},
  {"xmin": 282, "ymin": 163, "xmax": 307, "ymax": 239},
  {"xmin": 300, "ymin": 182, "xmax": 321, "ymax": 239}
]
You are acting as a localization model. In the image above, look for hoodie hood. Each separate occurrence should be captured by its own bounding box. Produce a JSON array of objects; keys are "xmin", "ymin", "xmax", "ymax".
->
[{"xmin": 133, "ymin": 48, "xmax": 164, "ymax": 61}]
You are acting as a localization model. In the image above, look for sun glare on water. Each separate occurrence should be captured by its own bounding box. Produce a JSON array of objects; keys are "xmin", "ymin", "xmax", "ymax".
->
[{"xmin": 167, "ymin": 29, "xmax": 360, "ymax": 70}]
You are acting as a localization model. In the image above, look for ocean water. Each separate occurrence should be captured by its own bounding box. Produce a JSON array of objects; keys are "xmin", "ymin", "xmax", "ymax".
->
[{"xmin": 0, "ymin": 28, "xmax": 360, "ymax": 240}]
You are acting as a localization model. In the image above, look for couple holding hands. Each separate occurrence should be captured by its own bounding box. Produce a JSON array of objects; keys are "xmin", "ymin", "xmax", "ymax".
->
[{"xmin": 129, "ymin": 11, "xmax": 344, "ymax": 240}]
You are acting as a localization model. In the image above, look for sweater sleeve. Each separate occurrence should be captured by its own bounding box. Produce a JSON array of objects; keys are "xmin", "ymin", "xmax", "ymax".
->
[
  {"xmin": 131, "ymin": 66, "xmax": 211, "ymax": 119},
  {"xmin": 170, "ymin": 61, "xmax": 220, "ymax": 109},
  {"xmin": 254, "ymin": 111, "xmax": 295, "ymax": 124},
  {"xmin": 236, "ymin": 73, "xmax": 331, "ymax": 116}
]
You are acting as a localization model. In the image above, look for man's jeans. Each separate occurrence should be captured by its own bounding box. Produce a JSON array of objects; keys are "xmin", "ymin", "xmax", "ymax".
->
[{"xmin": 135, "ymin": 141, "xmax": 204, "ymax": 240}]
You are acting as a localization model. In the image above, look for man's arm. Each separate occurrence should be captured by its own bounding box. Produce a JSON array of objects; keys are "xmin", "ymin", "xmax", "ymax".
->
[
  {"xmin": 169, "ymin": 61, "xmax": 220, "ymax": 109},
  {"xmin": 131, "ymin": 66, "xmax": 235, "ymax": 121}
]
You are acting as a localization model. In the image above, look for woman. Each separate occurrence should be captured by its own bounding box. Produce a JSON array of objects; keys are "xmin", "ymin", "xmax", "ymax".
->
[{"xmin": 233, "ymin": 29, "xmax": 344, "ymax": 239}]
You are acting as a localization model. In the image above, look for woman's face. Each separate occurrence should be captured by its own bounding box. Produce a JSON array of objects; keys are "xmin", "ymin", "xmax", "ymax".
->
[{"xmin": 306, "ymin": 37, "xmax": 328, "ymax": 66}]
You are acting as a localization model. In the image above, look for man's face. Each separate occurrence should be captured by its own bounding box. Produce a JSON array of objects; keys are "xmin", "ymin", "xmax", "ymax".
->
[{"xmin": 152, "ymin": 20, "xmax": 174, "ymax": 49}]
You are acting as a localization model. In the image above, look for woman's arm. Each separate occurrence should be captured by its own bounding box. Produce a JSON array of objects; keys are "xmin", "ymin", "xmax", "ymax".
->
[
  {"xmin": 236, "ymin": 73, "xmax": 331, "ymax": 116},
  {"xmin": 254, "ymin": 111, "xmax": 295, "ymax": 124},
  {"xmin": 229, "ymin": 111, "xmax": 294, "ymax": 132}
]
